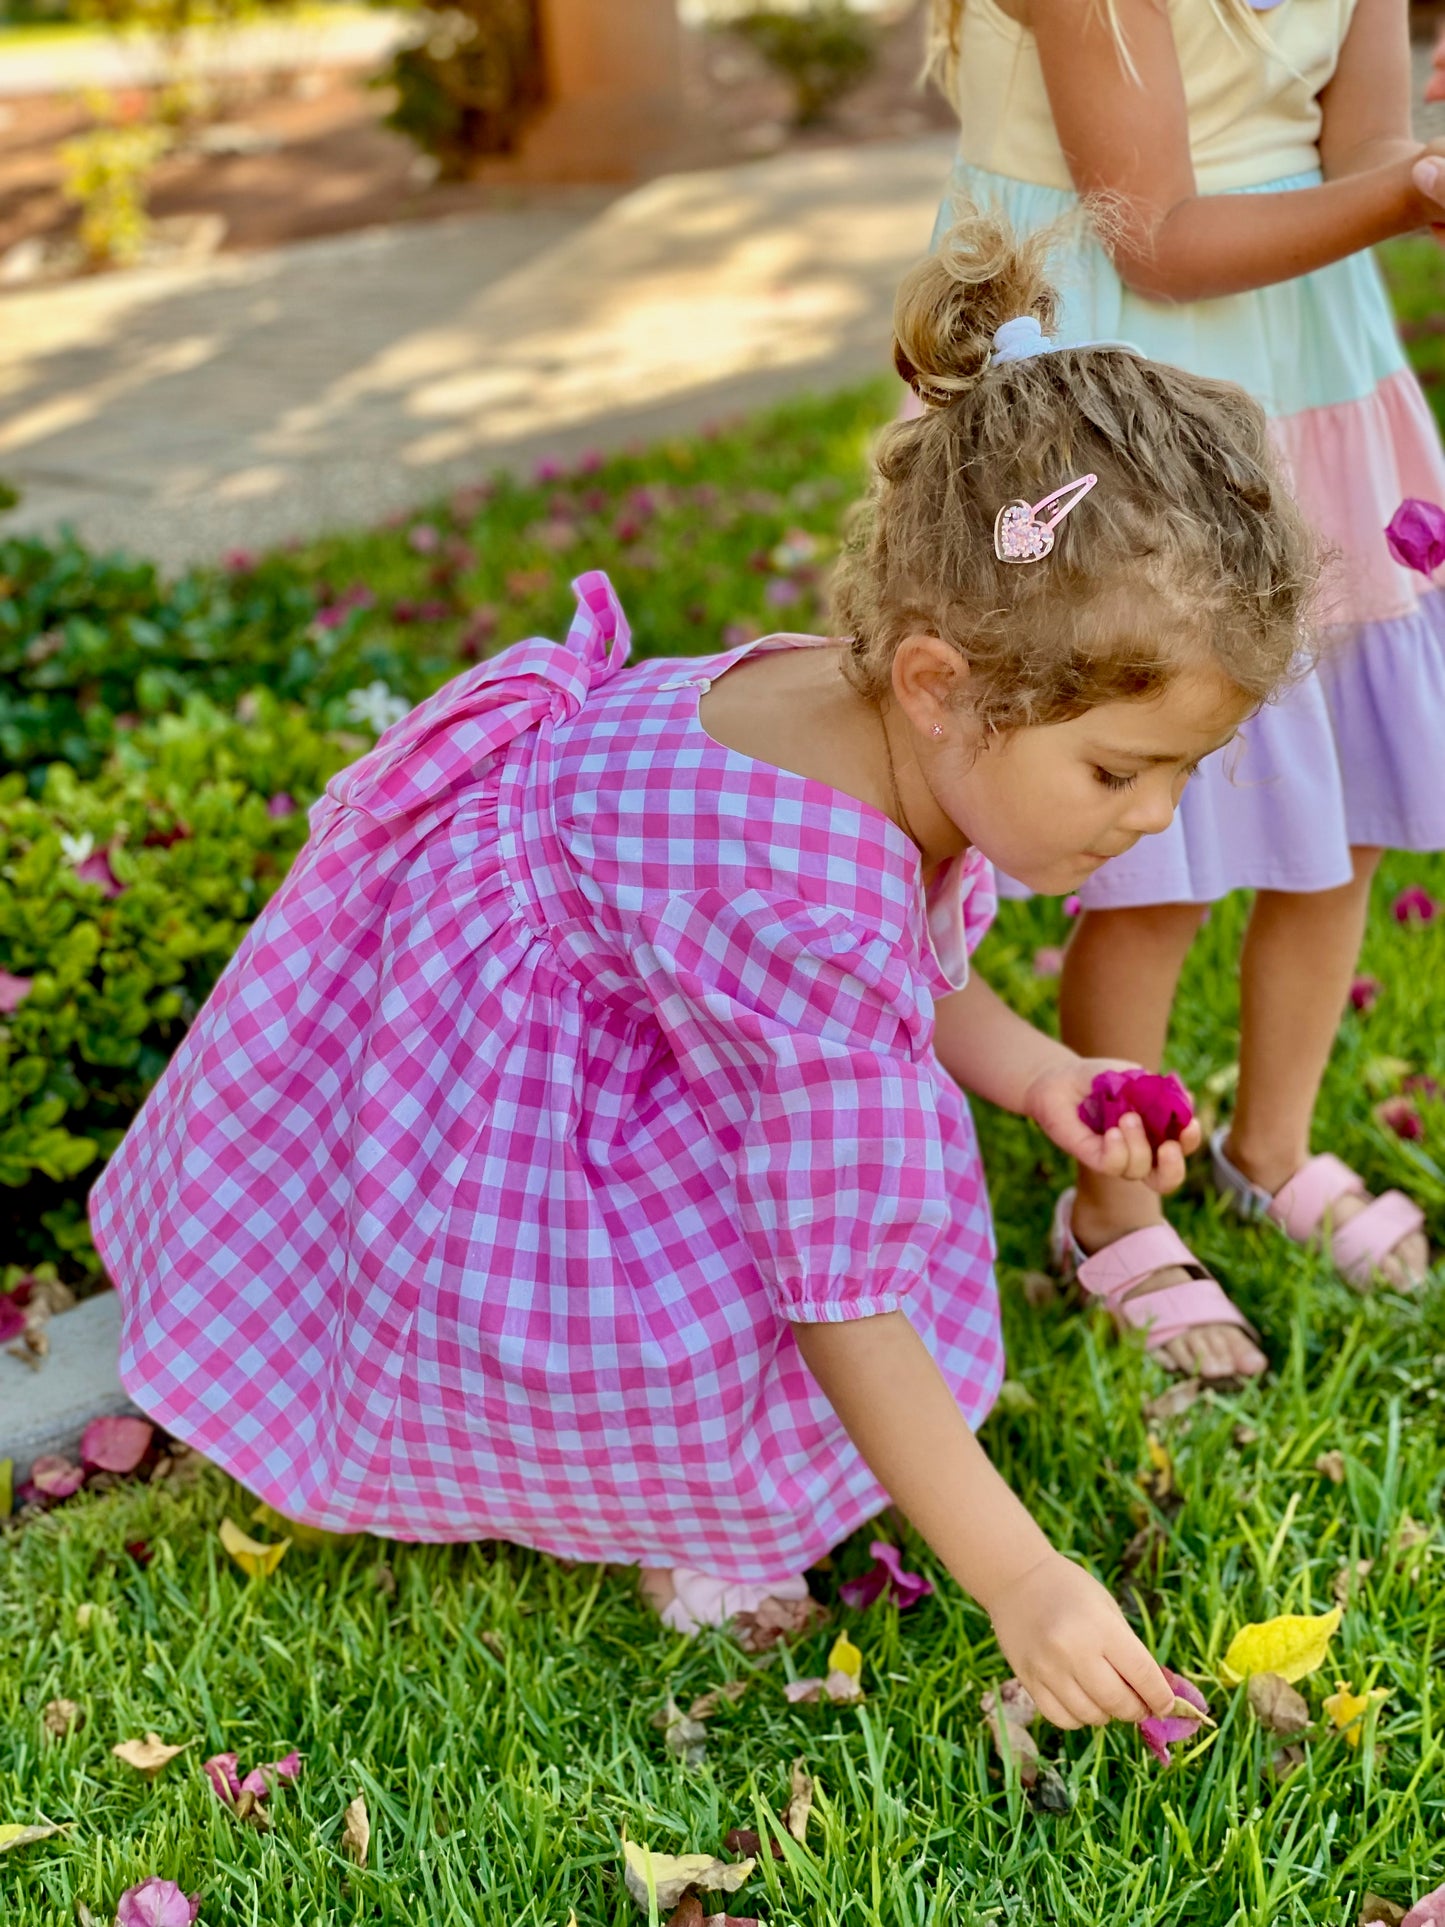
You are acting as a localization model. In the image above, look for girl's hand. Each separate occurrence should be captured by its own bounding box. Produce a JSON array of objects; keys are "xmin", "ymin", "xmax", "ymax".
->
[
  {"xmin": 986, "ymin": 1551, "xmax": 1176, "ymax": 1730},
  {"xmin": 1021, "ymin": 1056, "xmax": 1201, "ymax": 1195},
  {"xmin": 1428, "ymin": 26, "xmax": 1445, "ymax": 105}
]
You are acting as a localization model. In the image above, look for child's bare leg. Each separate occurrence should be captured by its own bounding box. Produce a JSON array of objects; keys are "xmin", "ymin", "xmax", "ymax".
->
[
  {"xmin": 1060, "ymin": 901, "xmax": 1268, "ymax": 1378},
  {"xmin": 1227, "ymin": 850, "xmax": 1427, "ymax": 1287}
]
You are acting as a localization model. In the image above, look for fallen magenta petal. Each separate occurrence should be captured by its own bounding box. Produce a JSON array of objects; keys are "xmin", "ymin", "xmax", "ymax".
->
[
  {"xmin": 30, "ymin": 1455, "xmax": 86, "ymax": 1499},
  {"xmin": 1078, "ymin": 1070, "xmax": 1193, "ymax": 1152},
  {"xmin": 1349, "ymin": 976, "xmax": 1382, "ymax": 1013},
  {"xmin": 837, "ymin": 1565, "xmax": 887, "ymax": 1610},
  {"xmin": 1392, "ymin": 885, "xmax": 1438, "ymax": 924},
  {"xmin": 202, "ymin": 1753, "xmax": 241, "ymax": 1804},
  {"xmin": 1385, "ymin": 497, "xmax": 1445, "ymax": 575},
  {"xmin": 238, "ymin": 1750, "xmax": 302, "ymax": 1798},
  {"xmin": 868, "ymin": 1540, "xmax": 934, "ymax": 1609},
  {"xmin": 80, "ymin": 1415, "xmax": 154, "ymax": 1475},
  {"xmin": 114, "ymin": 1878, "xmax": 201, "ymax": 1927},
  {"xmin": 0, "ymin": 1294, "xmax": 26, "ymax": 1346},
  {"xmin": 1138, "ymin": 1668, "xmax": 1208, "ymax": 1767},
  {"xmin": 1403, "ymin": 1881, "xmax": 1445, "ymax": 1927}
]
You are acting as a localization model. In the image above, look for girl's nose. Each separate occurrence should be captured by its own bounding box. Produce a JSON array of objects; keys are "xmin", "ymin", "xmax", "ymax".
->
[{"xmin": 1121, "ymin": 779, "xmax": 1178, "ymax": 838}]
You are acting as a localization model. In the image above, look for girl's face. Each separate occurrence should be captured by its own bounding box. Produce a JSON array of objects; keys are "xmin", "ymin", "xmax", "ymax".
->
[{"xmin": 894, "ymin": 640, "xmax": 1253, "ymax": 894}]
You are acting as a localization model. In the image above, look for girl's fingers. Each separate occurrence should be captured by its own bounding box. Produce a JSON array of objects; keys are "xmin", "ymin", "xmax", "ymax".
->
[
  {"xmin": 1059, "ymin": 1686, "xmax": 1113, "ymax": 1728},
  {"xmin": 1106, "ymin": 1635, "xmax": 1177, "ymax": 1719},
  {"xmin": 1032, "ymin": 1685, "xmax": 1080, "ymax": 1731},
  {"xmin": 1081, "ymin": 1661, "xmax": 1153, "ymax": 1724},
  {"xmin": 1177, "ymin": 1118, "xmax": 1202, "ymax": 1156}
]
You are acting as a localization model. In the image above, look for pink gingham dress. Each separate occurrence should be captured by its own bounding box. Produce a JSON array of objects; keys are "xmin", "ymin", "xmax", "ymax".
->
[{"xmin": 90, "ymin": 574, "xmax": 1003, "ymax": 1582}]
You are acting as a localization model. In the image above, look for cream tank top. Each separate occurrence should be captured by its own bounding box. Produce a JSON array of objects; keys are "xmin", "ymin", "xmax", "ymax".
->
[{"xmin": 951, "ymin": 0, "xmax": 1359, "ymax": 193}]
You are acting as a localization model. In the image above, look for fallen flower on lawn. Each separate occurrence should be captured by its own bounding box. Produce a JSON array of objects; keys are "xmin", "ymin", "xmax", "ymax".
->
[
  {"xmin": 621, "ymin": 1838, "xmax": 754, "ymax": 1914},
  {"xmin": 218, "ymin": 1518, "xmax": 291, "ymax": 1579},
  {"xmin": 1139, "ymin": 1669, "xmax": 1211, "ymax": 1767},
  {"xmin": 0, "ymin": 1822, "xmax": 69, "ymax": 1853},
  {"xmin": 1323, "ymin": 1680, "xmax": 1388, "ymax": 1749},
  {"xmin": 1078, "ymin": 1070, "xmax": 1194, "ymax": 1153},
  {"xmin": 1392, "ymin": 885, "xmax": 1438, "ymax": 925},
  {"xmin": 1349, "ymin": 976, "xmax": 1383, "ymax": 1013},
  {"xmin": 837, "ymin": 1540, "xmax": 933, "ymax": 1611},
  {"xmin": 1246, "ymin": 1673, "xmax": 1310, "ymax": 1736},
  {"xmin": 114, "ymin": 1878, "xmax": 200, "ymax": 1926},
  {"xmin": 1403, "ymin": 1882, "xmax": 1445, "ymax": 1926},
  {"xmin": 113, "ymin": 1734, "xmax": 192, "ymax": 1777},
  {"xmin": 341, "ymin": 1793, "xmax": 369, "ymax": 1868},
  {"xmin": 1376, "ymin": 1097, "xmax": 1424, "ymax": 1142},
  {"xmin": 1032, "ymin": 945, "xmax": 1064, "ymax": 978},
  {"xmin": 42, "ymin": 1699, "xmax": 83, "ymax": 1740},
  {"xmin": 981, "ymin": 1677, "xmax": 1041, "ymax": 1785},
  {"xmin": 1384, "ymin": 497, "xmax": 1445, "ymax": 576},
  {"xmin": 1219, "ymin": 1607, "xmax": 1341, "ymax": 1686},
  {"xmin": 0, "ymin": 970, "xmax": 32, "ymax": 1014},
  {"xmin": 203, "ymin": 1749, "xmax": 300, "ymax": 1829},
  {"xmin": 82, "ymin": 1416, "xmax": 154, "ymax": 1475},
  {"xmin": 30, "ymin": 1455, "xmax": 85, "ymax": 1500}
]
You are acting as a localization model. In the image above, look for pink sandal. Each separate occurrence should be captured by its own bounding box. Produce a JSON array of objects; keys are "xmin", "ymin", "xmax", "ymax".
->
[
  {"xmin": 1210, "ymin": 1130, "xmax": 1427, "ymax": 1291},
  {"xmin": 1050, "ymin": 1188, "xmax": 1259, "ymax": 1363}
]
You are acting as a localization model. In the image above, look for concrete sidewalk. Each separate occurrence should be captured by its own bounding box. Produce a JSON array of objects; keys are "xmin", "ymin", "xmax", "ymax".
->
[{"xmin": 0, "ymin": 135, "xmax": 953, "ymax": 568}]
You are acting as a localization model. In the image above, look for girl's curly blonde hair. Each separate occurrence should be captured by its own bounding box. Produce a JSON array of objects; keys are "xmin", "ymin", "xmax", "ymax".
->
[{"xmin": 831, "ymin": 205, "xmax": 1318, "ymax": 732}]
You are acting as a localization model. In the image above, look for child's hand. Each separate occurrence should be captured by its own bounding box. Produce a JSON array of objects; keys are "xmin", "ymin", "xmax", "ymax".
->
[
  {"xmin": 1428, "ymin": 27, "xmax": 1445, "ymax": 104},
  {"xmin": 985, "ymin": 1550, "xmax": 1176, "ymax": 1729},
  {"xmin": 1022, "ymin": 1056, "xmax": 1200, "ymax": 1195}
]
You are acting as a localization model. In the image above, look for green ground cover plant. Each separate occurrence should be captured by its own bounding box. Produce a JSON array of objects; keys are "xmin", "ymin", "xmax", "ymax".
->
[{"xmin": 0, "ymin": 240, "xmax": 1442, "ymax": 1927}]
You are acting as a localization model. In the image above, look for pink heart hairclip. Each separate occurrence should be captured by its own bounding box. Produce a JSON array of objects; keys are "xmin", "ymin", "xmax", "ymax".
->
[{"xmin": 994, "ymin": 472, "xmax": 1098, "ymax": 564}]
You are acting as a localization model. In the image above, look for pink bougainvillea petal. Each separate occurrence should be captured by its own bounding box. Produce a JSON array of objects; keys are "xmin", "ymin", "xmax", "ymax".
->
[
  {"xmin": 30, "ymin": 1455, "xmax": 86, "ymax": 1499},
  {"xmin": 838, "ymin": 1541, "xmax": 933, "ymax": 1611},
  {"xmin": 1384, "ymin": 498, "xmax": 1445, "ymax": 576},
  {"xmin": 1392, "ymin": 885, "xmax": 1439, "ymax": 925},
  {"xmin": 266, "ymin": 793, "xmax": 296, "ymax": 820},
  {"xmin": 0, "ymin": 1293, "xmax": 26, "ymax": 1345},
  {"xmin": 1078, "ymin": 1070, "xmax": 1193, "ymax": 1152},
  {"xmin": 0, "ymin": 969, "xmax": 33, "ymax": 1014},
  {"xmin": 73, "ymin": 848, "xmax": 127, "ymax": 897},
  {"xmin": 1032, "ymin": 946, "xmax": 1064, "ymax": 978},
  {"xmin": 202, "ymin": 1753, "xmax": 241, "ymax": 1805},
  {"xmin": 114, "ymin": 1877, "xmax": 201, "ymax": 1927},
  {"xmin": 237, "ymin": 1750, "xmax": 302, "ymax": 1798},
  {"xmin": 837, "ymin": 1566, "xmax": 887, "ymax": 1610},
  {"xmin": 1349, "ymin": 976, "xmax": 1382, "ymax": 1013},
  {"xmin": 1063, "ymin": 895, "xmax": 1083, "ymax": 918},
  {"xmin": 1403, "ymin": 1882, "xmax": 1445, "ymax": 1927},
  {"xmin": 1138, "ymin": 1668, "xmax": 1208, "ymax": 1767},
  {"xmin": 80, "ymin": 1415, "xmax": 154, "ymax": 1475},
  {"xmin": 1376, "ymin": 1097, "xmax": 1425, "ymax": 1142}
]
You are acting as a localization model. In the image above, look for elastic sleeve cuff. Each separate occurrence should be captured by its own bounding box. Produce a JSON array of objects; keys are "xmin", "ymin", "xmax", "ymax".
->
[{"xmin": 772, "ymin": 1280, "xmax": 916, "ymax": 1324}]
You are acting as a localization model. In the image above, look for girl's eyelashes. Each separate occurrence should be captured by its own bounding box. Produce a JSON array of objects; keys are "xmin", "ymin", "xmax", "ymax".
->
[{"xmin": 1093, "ymin": 766, "xmax": 1138, "ymax": 791}]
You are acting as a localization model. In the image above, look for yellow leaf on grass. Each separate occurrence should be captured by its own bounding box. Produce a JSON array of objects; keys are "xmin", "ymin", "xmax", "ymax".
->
[
  {"xmin": 1323, "ymin": 1680, "xmax": 1388, "ymax": 1748},
  {"xmin": 0, "ymin": 1823, "xmax": 68, "ymax": 1853},
  {"xmin": 219, "ymin": 1517, "xmax": 291, "ymax": 1579},
  {"xmin": 827, "ymin": 1632, "xmax": 863, "ymax": 1682},
  {"xmin": 250, "ymin": 1499, "xmax": 357, "ymax": 1551},
  {"xmin": 621, "ymin": 1838, "xmax": 754, "ymax": 1912},
  {"xmin": 1219, "ymin": 1608, "xmax": 1341, "ymax": 1686}
]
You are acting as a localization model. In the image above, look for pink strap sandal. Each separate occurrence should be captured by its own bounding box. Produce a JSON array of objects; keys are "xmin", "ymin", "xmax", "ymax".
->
[
  {"xmin": 1210, "ymin": 1129, "xmax": 1426, "ymax": 1291},
  {"xmin": 1050, "ymin": 1188, "xmax": 1258, "ymax": 1356}
]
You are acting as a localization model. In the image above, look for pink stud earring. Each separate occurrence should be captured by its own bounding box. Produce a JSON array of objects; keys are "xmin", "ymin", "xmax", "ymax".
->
[{"xmin": 931, "ymin": 723, "xmax": 945, "ymax": 739}]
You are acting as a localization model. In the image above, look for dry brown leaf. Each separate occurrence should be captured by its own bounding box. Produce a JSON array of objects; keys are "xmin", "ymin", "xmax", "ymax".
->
[
  {"xmin": 982, "ymin": 1679, "xmax": 1041, "ymax": 1787},
  {"xmin": 112, "ymin": 1733, "xmax": 193, "ymax": 1777},
  {"xmin": 1314, "ymin": 1450, "xmax": 1347, "ymax": 1484},
  {"xmin": 723, "ymin": 1826, "xmax": 781, "ymax": 1863},
  {"xmin": 42, "ymin": 1699, "xmax": 83, "ymax": 1741},
  {"xmin": 664, "ymin": 1900, "xmax": 705, "ymax": 1927},
  {"xmin": 1247, "ymin": 1673, "xmax": 1311, "ymax": 1736},
  {"xmin": 621, "ymin": 1839, "xmax": 754, "ymax": 1913},
  {"xmin": 1358, "ymin": 1897, "xmax": 1407, "ymax": 1926},
  {"xmin": 1395, "ymin": 1516, "xmax": 1430, "ymax": 1551},
  {"xmin": 1268, "ymin": 1743, "xmax": 1307, "ymax": 1782},
  {"xmin": 658, "ymin": 1696, "xmax": 707, "ymax": 1769},
  {"xmin": 1144, "ymin": 1378, "xmax": 1206, "ymax": 1423},
  {"xmin": 1019, "ymin": 1270, "xmax": 1059, "ymax": 1309},
  {"xmin": 783, "ymin": 1760, "xmax": 813, "ymax": 1844},
  {"xmin": 733, "ymin": 1593, "xmax": 826, "ymax": 1654},
  {"xmin": 1233, "ymin": 1423, "xmax": 1260, "ymax": 1447},
  {"xmin": 783, "ymin": 1671, "xmax": 862, "ymax": 1705},
  {"xmin": 687, "ymin": 1681, "xmax": 747, "ymax": 1722},
  {"xmin": 75, "ymin": 1903, "xmax": 100, "ymax": 1927},
  {"xmin": 1334, "ymin": 1558, "xmax": 1374, "ymax": 1608},
  {"xmin": 341, "ymin": 1793, "xmax": 370, "ymax": 1868}
]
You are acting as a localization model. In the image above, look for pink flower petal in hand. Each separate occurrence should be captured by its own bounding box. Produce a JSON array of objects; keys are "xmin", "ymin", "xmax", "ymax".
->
[
  {"xmin": 1078, "ymin": 1070, "xmax": 1193, "ymax": 1153},
  {"xmin": 1139, "ymin": 1668, "xmax": 1208, "ymax": 1767},
  {"xmin": 1385, "ymin": 498, "xmax": 1445, "ymax": 576},
  {"xmin": 114, "ymin": 1877, "xmax": 201, "ymax": 1926}
]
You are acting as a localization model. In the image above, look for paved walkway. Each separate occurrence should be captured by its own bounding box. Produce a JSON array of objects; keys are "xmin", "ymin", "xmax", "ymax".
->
[
  {"xmin": 0, "ymin": 136, "xmax": 954, "ymax": 568},
  {"xmin": 0, "ymin": 7, "xmax": 408, "ymax": 97}
]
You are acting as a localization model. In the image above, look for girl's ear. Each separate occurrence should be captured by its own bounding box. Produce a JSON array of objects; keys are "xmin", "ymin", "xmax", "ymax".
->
[{"xmin": 891, "ymin": 634, "xmax": 972, "ymax": 738}]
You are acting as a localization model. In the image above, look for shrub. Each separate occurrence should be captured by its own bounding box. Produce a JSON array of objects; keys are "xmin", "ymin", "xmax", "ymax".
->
[
  {"xmin": 61, "ymin": 114, "xmax": 170, "ymax": 268},
  {"xmin": 729, "ymin": 2, "xmax": 877, "ymax": 128},
  {"xmin": 0, "ymin": 694, "xmax": 353, "ymax": 1280},
  {"xmin": 381, "ymin": 0, "xmax": 547, "ymax": 181}
]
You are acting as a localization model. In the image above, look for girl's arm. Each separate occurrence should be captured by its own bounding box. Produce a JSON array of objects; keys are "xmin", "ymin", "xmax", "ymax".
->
[
  {"xmin": 1030, "ymin": 0, "xmax": 1441, "ymax": 301},
  {"xmin": 794, "ymin": 1311, "xmax": 1176, "ymax": 1727}
]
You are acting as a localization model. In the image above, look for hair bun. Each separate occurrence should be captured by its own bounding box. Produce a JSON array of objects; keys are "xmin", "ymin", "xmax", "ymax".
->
[{"xmin": 893, "ymin": 203, "xmax": 1061, "ymax": 409}]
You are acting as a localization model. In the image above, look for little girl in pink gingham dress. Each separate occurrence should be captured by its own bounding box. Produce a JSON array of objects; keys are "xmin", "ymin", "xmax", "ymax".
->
[{"xmin": 92, "ymin": 209, "xmax": 1315, "ymax": 1734}]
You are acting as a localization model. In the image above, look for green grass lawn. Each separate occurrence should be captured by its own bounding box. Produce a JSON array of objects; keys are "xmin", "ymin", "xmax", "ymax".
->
[{"xmin": 2, "ymin": 247, "xmax": 1445, "ymax": 1927}]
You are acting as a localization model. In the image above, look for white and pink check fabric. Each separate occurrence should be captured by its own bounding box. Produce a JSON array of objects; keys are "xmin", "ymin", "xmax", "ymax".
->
[{"xmin": 90, "ymin": 573, "xmax": 1003, "ymax": 1582}]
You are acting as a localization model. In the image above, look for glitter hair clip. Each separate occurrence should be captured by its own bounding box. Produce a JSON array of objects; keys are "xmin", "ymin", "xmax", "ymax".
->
[{"xmin": 994, "ymin": 473, "xmax": 1098, "ymax": 563}]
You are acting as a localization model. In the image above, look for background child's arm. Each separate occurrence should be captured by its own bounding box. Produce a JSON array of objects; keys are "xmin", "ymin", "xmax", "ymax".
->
[
  {"xmin": 931, "ymin": 969, "xmax": 1198, "ymax": 1193},
  {"xmin": 795, "ymin": 1310, "xmax": 1176, "ymax": 1727},
  {"xmin": 1030, "ymin": 0, "xmax": 1441, "ymax": 300}
]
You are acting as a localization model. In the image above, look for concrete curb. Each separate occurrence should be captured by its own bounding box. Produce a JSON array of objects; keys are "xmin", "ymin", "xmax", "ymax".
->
[{"xmin": 1, "ymin": 1289, "xmax": 139, "ymax": 1488}]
